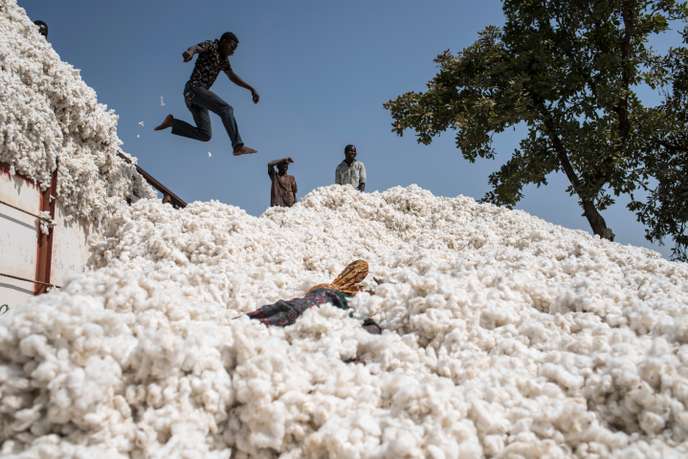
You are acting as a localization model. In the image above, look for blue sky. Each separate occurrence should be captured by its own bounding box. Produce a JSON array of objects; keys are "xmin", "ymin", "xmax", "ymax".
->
[{"xmin": 20, "ymin": 0, "xmax": 683, "ymax": 257}]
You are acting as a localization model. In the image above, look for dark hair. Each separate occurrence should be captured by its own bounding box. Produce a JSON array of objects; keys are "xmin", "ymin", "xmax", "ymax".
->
[
  {"xmin": 34, "ymin": 20, "xmax": 48, "ymax": 37},
  {"xmin": 220, "ymin": 32, "xmax": 239, "ymax": 44},
  {"xmin": 344, "ymin": 144, "xmax": 357, "ymax": 153}
]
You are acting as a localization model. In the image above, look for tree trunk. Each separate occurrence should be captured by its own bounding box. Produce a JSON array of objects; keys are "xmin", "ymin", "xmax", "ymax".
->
[
  {"xmin": 558, "ymin": 151, "xmax": 616, "ymax": 241},
  {"xmin": 581, "ymin": 199, "xmax": 615, "ymax": 241},
  {"xmin": 536, "ymin": 102, "xmax": 616, "ymax": 241}
]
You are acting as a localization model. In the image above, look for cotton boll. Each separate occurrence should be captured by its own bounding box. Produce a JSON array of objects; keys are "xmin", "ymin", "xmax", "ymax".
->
[
  {"xmin": 483, "ymin": 434, "xmax": 504, "ymax": 456},
  {"xmin": 639, "ymin": 412, "xmax": 666, "ymax": 435},
  {"xmin": 470, "ymin": 400, "xmax": 510, "ymax": 435}
]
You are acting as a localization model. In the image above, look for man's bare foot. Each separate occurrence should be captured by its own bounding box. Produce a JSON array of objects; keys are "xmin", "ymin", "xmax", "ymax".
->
[
  {"xmin": 154, "ymin": 114, "xmax": 173, "ymax": 131},
  {"xmin": 233, "ymin": 145, "xmax": 257, "ymax": 156}
]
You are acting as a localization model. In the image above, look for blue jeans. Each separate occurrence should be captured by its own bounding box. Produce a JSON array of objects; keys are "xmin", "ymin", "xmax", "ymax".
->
[{"xmin": 171, "ymin": 82, "xmax": 243, "ymax": 148}]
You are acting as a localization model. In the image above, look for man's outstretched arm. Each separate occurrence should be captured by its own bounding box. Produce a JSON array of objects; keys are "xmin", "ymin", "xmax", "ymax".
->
[
  {"xmin": 182, "ymin": 41, "xmax": 212, "ymax": 62},
  {"xmin": 225, "ymin": 69, "xmax": 260, "ymax": 103}
]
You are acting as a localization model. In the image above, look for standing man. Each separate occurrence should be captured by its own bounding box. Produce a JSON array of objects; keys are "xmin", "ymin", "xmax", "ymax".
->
[
  {"xmin": 335, "ymin": 144, "xmax": 366, "ymax": 191},
  {"xmin": 268, "ymin": 157, "xmax": 297, "ymax": 207},
  {"xmin": 154, "ymin": 32, "xmax": 258, "ymax": 156}
]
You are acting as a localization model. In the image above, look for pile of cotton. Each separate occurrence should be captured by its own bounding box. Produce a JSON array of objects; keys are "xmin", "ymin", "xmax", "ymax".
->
[
  {"xmin": 2, "ymin": 183, "xmax": 688, "ymax": 458},
  {"xmin": 0, "ymin": 0, "xmax": 153, "ymax": 224},
  {"xmin": 2, "ymin": 0, "xmax": 688, "ymax": 456}
]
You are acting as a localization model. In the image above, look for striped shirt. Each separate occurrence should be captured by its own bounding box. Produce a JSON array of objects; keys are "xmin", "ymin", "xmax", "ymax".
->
[{"xmin": 335, "ymin": 160, "xmax": 366, "ymax": 188}]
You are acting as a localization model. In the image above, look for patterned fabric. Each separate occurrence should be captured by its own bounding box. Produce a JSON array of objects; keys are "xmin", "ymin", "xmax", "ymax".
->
[
  {"xmin": 247, "ymin": 261, "xmax": 380, "ymax": 332},
  {"xmin": 185, "ymin": 40, "xmax": 232, "ymax": 105},
  {"xmin": 307, "ymin": 260, "xmax": 368, "ymax": 295},
  {"xmin": 247, "ymin": 288, "xmax": 350, "ymax": 327},
  {"xmin": 335, "ymin": 160, "xmax": 367, "ymax": 188}
]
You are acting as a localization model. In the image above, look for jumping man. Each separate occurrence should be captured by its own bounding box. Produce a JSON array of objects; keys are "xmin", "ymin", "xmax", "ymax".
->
[{"xmin": 155, "ymin": 32, "xmax": 258, "ymax": 156}]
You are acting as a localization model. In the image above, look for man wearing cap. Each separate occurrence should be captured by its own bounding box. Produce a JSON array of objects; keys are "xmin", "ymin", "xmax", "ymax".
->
[{"xmin": 335, "ymin": 144, "xmax": 366, "ymax": 191}]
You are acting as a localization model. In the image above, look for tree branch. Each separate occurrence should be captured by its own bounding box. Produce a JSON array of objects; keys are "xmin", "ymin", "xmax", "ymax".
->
[
  {"xmin": 533, "ymin": 97, "xmax": 615, "ymax": 240},
  {"xmin": 618, "ymin": 0, "xmax": 635, "ymax": 145}
]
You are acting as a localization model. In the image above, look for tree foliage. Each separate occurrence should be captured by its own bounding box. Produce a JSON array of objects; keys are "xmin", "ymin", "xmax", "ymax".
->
[
  {"xmin": 630, "ymin": 34, "xmax": 688, "ymax": 260},
  {"xmin": 384, "ymin": 0, "xmax": 688, "ymax": 258}
]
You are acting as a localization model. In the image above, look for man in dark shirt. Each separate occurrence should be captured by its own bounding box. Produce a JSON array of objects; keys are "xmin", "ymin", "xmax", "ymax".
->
[
  {"xmin": 154, "ymin": 32, "xmax": 258, "ymax": 156},
  {"xmin": 268, "ymin": 157, "xmax": 297, "ymax": 207}
]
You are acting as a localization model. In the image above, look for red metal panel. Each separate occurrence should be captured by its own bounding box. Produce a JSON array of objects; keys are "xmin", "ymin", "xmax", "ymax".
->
[
  {"xmin": 3, "ymin": 156, "xmax": 184, "ymax": 296},
  {"xmin": 34, "ymin": 168, "xmax": 58, "ymax": 295},
  {"xmin": 1, "ymin": 161, "xmax": 61, "ymax": 293}
]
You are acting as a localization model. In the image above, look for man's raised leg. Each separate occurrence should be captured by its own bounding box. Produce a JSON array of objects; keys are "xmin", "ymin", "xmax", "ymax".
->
[
  {"xmin": 154, "ymin": 114, "xmax": 173, "ymax": 131},
  {"xmin": 154, "ymin": 104, "xmax": 212, "ymax": 142},
  {"xmin": 192, "ymin": 87, "xmax": 257, "ymax": 155}
]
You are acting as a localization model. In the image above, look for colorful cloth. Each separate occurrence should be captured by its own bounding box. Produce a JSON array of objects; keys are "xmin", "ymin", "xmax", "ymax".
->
[
  {"xmin": 247, "ymin": 288, "xmax": 349, "ymax": 327},
  {"xmin": 335, "ymin": 160, "xmax": 367, "ymax": 188},
  {"xmin": 246, "ymin": 261, "xmax": 381, "ymax": 333},
  {"xmin": 308, "ymin": 259, "xmax": 369, "ymax": 295}
]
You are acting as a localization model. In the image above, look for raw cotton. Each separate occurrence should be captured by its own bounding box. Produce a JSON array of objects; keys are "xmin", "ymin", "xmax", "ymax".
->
[
  {"xmin": 0, "ymin": 0, "xmax": 154, "ymax": 225},
  {"xmin": 2, "ymin": 0, "xmax": 688, "ymax": 457},
  {"xmin": 2, "ymin": 184, "xmax": 688, "ymax": 459}
]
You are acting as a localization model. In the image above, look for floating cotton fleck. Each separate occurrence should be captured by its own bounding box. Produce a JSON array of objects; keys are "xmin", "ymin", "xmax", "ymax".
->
[
  {"xmin": 137, "ymin": 120, "xmax": 144, "ymax": 128},
  {"xmin": 208, "ymin": 151, "xmax": 212, "ymax": 158},
  {"xmin": 136, "ymin": 134, "xmax": 140, "ymax": 138},
  {"xmin": 160, "ymin": 96, "xmax": 165, "ymax": 107}
]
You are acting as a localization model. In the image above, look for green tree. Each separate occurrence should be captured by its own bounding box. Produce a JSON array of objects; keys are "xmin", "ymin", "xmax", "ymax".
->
[
  {"xmin": 630, "ymin": 33, "xmax": 688, "ymax": 260},
  {"xmin": 385, "ymin": 0, "xmax": 687, "ymax": 252}
]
